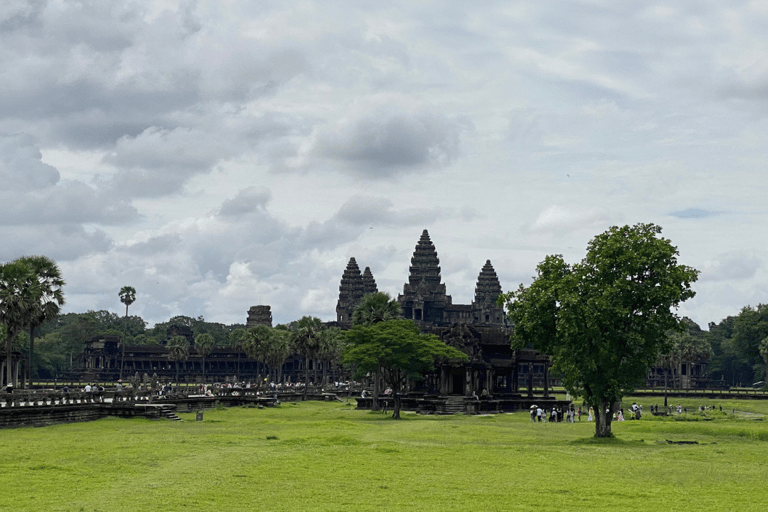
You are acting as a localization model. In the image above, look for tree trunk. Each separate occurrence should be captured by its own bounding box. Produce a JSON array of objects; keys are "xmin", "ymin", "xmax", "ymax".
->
[
  {"xmin": 372, "ymin": 370, "xmax": 380, "ymax": 411},
  {"xmin": 6, "ymin": 334, "xmax": 16, "ymax": 387},
  {"xmin": 595, "ymin": 398, "xmax": 613, "ymax": 437},
  {"xmin": 28, "ymin": 327, "xmax": 35, "ymax": 389},
  {"xmin": 393, "ymin": 393, "xmax": 401, "ymax": 419},
  {"xmin": 120, "ymin": 303, "xmax": 128, "ymax": 380},
  {"xmin": 303, "ymin": 356, "xmax": 309, "ymax": 400}
]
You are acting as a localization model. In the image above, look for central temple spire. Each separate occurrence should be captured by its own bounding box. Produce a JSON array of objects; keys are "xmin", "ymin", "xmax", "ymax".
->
[
  {"xmin": 407, "ymin": 229, "xmax": 443, "ymax": 288},
  {"xmin": 398, "ymin": 229, "xmax": 451, "ymax": 323}
]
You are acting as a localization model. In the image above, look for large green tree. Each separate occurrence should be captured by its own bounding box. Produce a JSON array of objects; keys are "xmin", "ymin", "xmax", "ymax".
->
[
  {"xmin": 352, "ymin": 292, "xmax": 402, "ymax": 327},
  {"xmin": 195, "ymin": 333, "xmax": 216, "ymax": 383},
  {"xmin": 759, "ymin": 337, "xmax": 768, "ymax": 386},
  {"xmin": 228, "ymin": 327, "xmax": 247, "ymax": 378},
  {"xmin": 166, "ymin": 335, "xmax": 190, "ymax": 384},
  {"xmin": 344, "ymin": 319, "xmax": 468, "ymax": 419},
  {"xmin": 293, "ymin": 316, "xmax": 325, "ymax": 399},
  {"xmin": 498, "ymin": 223, "xmax": 698, "ymax": 437},
  {"xmin": 243, "ymin": 325, "xmax": 272, "ymax": 383},
  {"xmin": 733, "ymin": 304, "xmax": 768, "ymax": 383},
  {"xmin": 352, "ymin": 292, "xmax": 403, "ymax": 410},
  {"xmin": 0, "ymin": 260, "xmax": 40, "ymax": 387},
  {"xmin": 319, "ymin": 326, "xmax": 346, "ymax": 387},
  {"xmin": 15, "ymin": 256, "xmax": 65, "ymax": 388}
]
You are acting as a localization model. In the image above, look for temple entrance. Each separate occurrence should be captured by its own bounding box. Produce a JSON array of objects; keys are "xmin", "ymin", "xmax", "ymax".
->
[{"xmin": 452, "ymin": 371, "xmax": 464, "ymax": 395}]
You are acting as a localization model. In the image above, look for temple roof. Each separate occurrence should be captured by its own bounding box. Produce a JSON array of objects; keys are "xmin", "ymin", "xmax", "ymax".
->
[
  {"xmin": 362, "ymin": 267, "xmax": 378, "ymax": 295},
  {"xmin": 407, "ymin": 229, "xmax": 442, "ymax": 288},
  {"xmin": 474, "ymin": 260, "xmax": 502, "ymax": 304},
  {"xmin": 338, "ymin": 257, "xmax": 364, "ymax": 302}
]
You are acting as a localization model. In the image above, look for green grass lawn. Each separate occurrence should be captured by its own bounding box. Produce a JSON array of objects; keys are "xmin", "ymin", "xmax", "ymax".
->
[{"xmin": 1, "ymin": 400, "xmax": 767, "ymax": 511}]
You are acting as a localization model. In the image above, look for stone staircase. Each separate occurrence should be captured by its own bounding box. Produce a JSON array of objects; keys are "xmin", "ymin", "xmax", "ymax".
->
[
  {"xmin": 159, "ymin": 404, "xmax": 182, "ymax": 421},
  {"xmin": 442, "ymin": 396, "xmax": 467, "ymax": 415}
]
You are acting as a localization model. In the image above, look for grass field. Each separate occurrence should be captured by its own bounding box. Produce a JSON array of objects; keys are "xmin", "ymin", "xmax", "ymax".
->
[{"xmin": 1, "ymin": 398, "xmax": 767, "ymax": 511}]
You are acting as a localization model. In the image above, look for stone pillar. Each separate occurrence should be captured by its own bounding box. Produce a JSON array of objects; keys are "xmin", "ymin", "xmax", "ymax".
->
[
  {"xmin": 527, "ymin": 363, "xmax": 533, "ymax": 398},
  {"xmin": 543, "ymin": 364, "xmax": 550, "ymax": 398},
  {"xmin": 465, "ymin": 367, "xmax": 472, "ymax": 395}
]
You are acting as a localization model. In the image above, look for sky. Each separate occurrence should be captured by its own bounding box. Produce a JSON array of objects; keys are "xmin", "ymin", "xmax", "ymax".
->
[{"xmin": 2, "ymin": 0, "xmax": 767, "ymax": 329}]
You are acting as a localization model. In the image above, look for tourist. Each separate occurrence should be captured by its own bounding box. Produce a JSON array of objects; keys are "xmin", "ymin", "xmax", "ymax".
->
[
  {"xmin": 536, "ymin": 407, "xmax": 543, "ymax": 422},
  {"xmin": 588, "ymin": 407, "xmax": 594, "ymax": 422},
  {"xmin": 84, "ymin": 383, "xmax": 92, "ymax": 393},
  {"xmin": 617, "ymin": 409, "xmax": 624, "ymax": 421},
  {"xmin": 577, "ymin": 407, "xmax": 582, "ymax": 421}
]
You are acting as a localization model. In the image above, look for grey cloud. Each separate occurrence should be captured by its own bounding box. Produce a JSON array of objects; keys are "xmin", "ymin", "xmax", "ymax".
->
[
  {"xmin": 0, "ymin": 134, "xmax": 138, "ymax": 225},
  {"xmin": 124, "ymin": 235, "xmax": 183, "ymax": 256},
  {"xmin": 0, "ymin": 182, "xmax": 138, "ymax": 225},
  {"xmin": 304, "ymin": 102, "xmax": 462, "ymax": 178},
  {"xmin": 219, "ymin": 187, "xmax": 272, "ymax": 217},
  {"xmin": 670, "ymin": 208, "xmax": 717, "ymax": 219},
  {"xmin": 0, "ymin": 224, "xmax": 113, "ymax": 262},
  {"xmin": 103, "ymin": 127, "xmax": 236, "ymax": 197},
  {"xmin": 701, "ymin": 253, "xmax": 763, "ymax": 282},
  {"xmin": 0, "ymin": 0, "xmax": 45, "ymax": 32},
  {"xmin": 0, "ymin": 133, "xmax": 59, "ymax": 190}
]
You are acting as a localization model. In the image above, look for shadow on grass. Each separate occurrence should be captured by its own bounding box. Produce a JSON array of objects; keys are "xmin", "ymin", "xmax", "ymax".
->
[{"xmin": 570, "ymin": 436, "xmax": 646, "ymax": 446}]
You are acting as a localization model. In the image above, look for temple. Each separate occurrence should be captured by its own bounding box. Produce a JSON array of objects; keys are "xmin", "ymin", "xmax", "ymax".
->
[{"xmin": 340, "ymin": 229, "xmax": 558, "ymax": 411}]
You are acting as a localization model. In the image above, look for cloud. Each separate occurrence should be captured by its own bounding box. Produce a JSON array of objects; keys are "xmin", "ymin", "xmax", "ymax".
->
[
  {"xmin": 103, "ymin": 127, "xmax": 237, "ymax": 197},
  {"xmin": 0, "ymin": 133, "xmax": 59, "ymax": 190},
  {"xmin": 0, "ymin": 133, "xmax": 138, "ymax": 226},
  {"xmin": 669, "ymin": 208, "xmax": 718, "ymax": 219},
  {"xmin": 700, "ymin": 252, "xmax": 763, "ymax": 282},
  {"xmin": 219, "ymin": 187, "xmax": 272, "ymax": 217},
  {"xmin": 530, "ymin": 205, "xmax": 608, "ymax": 233},
  {"xmin": 0, "ymin": 224, "xmax": 113, "ymax": 262},
  {"xmin": 288, "ymin": 96, "xmax": 464, "ymax": 179}
]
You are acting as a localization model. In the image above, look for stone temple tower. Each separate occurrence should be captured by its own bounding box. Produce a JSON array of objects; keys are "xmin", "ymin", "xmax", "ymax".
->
[
  {"xmin": 336, "ymin": 257, "xmax": 366, "ymax": 325},
  {"xmin": 398, "ymin": 229, "xmax": 452, "ymax": 323},
  {"xmin": 246, "ymin": 305, "xmax": 273, "ymax": 328},
  {"xmin": 362, "ymin": 267, "xmax": 377, "ymax": 295},
  {"xmin": 471, "ymin": 260, "xmax": 505, "ymax": 325}
]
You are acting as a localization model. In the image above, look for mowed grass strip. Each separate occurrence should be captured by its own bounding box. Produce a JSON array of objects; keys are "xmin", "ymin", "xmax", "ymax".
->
[{"xmin": 1, "ymin": 400, "xmax": 767, "ymax": 511}]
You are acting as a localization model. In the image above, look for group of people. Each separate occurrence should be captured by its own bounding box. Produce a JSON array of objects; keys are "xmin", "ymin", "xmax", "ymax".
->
[{"xmin": 530, "ymin": 405, "xmax": 578, "ymax": 423}]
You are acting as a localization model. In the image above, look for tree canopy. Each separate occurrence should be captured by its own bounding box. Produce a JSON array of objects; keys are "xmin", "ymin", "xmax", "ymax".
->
[
  {"xmin": 498, "ymin": 223, "xmax": 698, "ymax": 437},
  {"xmin": 352, "ymin": 292, "xmax": 402, "ymax": 326},
  {"xmin": 344, "ymin": 319, "xmax": 468, "ymax": 419}
]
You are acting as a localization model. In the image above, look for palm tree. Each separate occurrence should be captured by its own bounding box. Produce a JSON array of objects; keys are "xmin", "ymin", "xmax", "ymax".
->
[
  {"xmin": 118, "ymin": 286, "xmax": 136, "ymax": 380},
  {"xmin": 351, "ymin": 292, "xmax": 402, "ymax": 410},
  {"xmin": 293, "ymin": 316, "xmax": 324, "ymax": 400},
  {"xmin": 263, "ymin": 329, "xmax": 293, "ymax": 384},
  {"xmin": 167, "ymin": 335, "xmax": 190, "ymax": 384},
  {"xmin": 195, "ymin": 333, "xmax": 215, "ymax": 383},
  {"xmin": 243, "ymin": 325, "xmax": 271, "ymax": 382},
  {"xmin": 16, "ymin": 256, "xmax": 65, "ymax": 389},
  {"xmin": 319, "ymin": 327, "xmax": 346, "ymax": 387},
  {"xmin": 352, "ymin": 292, "xmax": 402, "ymax": 327},
  {"xmin": 0, "ymin": 260, "xmax": 39, "ymax": 387},
  {"xmin": 229, "ymin": 328, "xmax": 247, "ymax": 378}
]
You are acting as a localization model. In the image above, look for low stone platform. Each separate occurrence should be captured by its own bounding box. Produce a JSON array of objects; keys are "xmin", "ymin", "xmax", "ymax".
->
[{"xmin": 354, "ymin": 394, "xmax": 571, "ymax": 415}]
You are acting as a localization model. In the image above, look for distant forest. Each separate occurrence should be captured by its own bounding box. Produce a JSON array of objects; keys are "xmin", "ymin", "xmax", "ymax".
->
[
  {"xmin": 9, "ymin": 311, "xmax": 248, "ymax": 380},
  {"xmin": 6, "ymin": 304, "xmax": 768, "ymax": 387}
]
